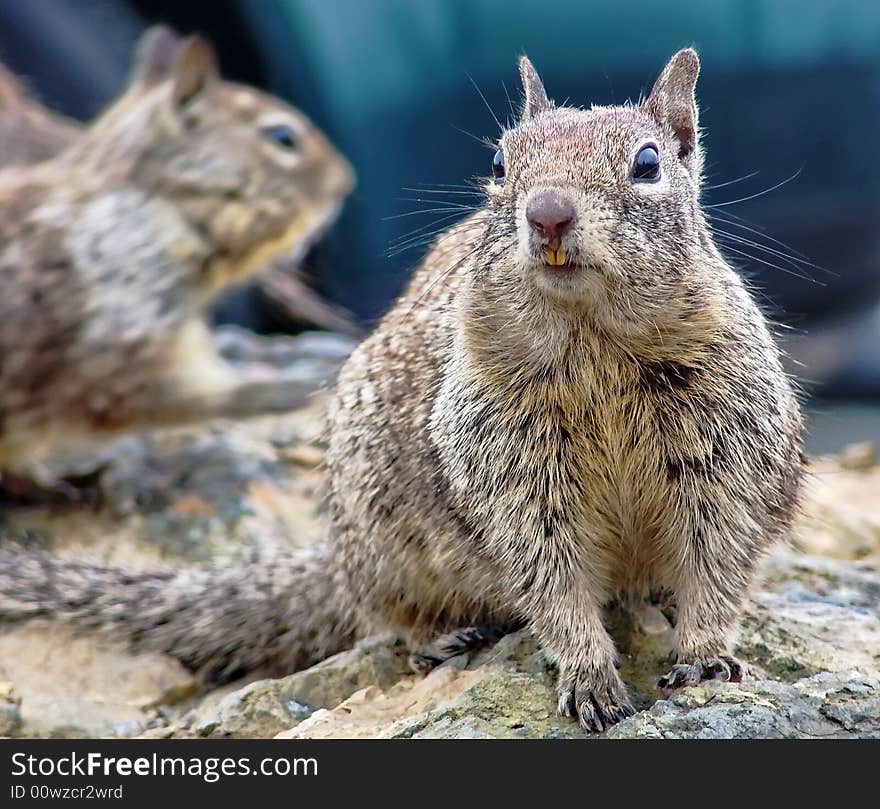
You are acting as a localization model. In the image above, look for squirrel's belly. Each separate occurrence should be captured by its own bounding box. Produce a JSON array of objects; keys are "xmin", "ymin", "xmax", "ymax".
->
[
  {"xmin": 567, "ymin": 450, "xmax": 677, "ymax": 601},
  {"xmin": 431, "ymin": 370, "xmax": 677, "ymax": 600}
]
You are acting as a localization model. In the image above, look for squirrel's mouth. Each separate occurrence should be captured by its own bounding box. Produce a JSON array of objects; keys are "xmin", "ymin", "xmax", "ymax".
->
[
  {"xmin": 542, "ymin": 261, "xmax": 579, "ymax": 274},
  {"xmin": 541, "ymin": 246, "xmax": 580, "ymax": 274}
]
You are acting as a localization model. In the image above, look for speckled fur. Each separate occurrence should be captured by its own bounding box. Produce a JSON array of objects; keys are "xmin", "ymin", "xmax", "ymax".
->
[
  {"xmin": 326, "ymin": 49, "xmax": 803, "ymax": 730},
  {"xmin": 0, "ymin": 29, "xmax": 353, "ymax": 467},
  {"xmin": 0, "ymin": 51, "xmax": 803, "ymax": 731}
]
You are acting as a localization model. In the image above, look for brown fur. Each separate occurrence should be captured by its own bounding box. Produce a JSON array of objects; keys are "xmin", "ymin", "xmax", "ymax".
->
[{"xmin": 0, "ymin": 51, "xmax": 803, "ymax": 732}]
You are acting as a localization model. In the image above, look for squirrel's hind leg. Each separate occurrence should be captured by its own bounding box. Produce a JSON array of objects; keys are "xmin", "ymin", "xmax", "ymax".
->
[{"xmin": 409, "ymin": 619, "xmax": 524, "ymax": 674}]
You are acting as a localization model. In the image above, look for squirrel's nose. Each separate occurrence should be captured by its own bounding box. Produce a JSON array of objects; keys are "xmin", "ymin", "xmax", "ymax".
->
[{"xmin": 526, "ymin": 190, "xmax": 576, "ymax": 246}]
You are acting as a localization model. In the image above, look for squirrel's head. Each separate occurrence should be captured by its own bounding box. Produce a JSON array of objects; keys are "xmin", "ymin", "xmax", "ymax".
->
[
  {"xmin": 478, "ymin": 50, "xmax": 711, "ymax": 338},
  {"xmin": 67, "ymin": 27, "xmax": 354, "ymax": 287}
]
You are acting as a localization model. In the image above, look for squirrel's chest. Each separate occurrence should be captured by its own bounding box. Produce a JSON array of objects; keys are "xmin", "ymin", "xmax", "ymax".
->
[
  {"xmin": 430, "ymin": 358, "xmax": 669, "ymax": 529},
  {"xmin": 430, "ymin": 360, "xmax": 683, "ymax": 595}
]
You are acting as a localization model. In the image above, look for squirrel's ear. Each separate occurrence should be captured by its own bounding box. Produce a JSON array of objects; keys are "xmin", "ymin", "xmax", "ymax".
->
[
  {"xmin": 519, "ymin": 56, "xmax": 553, "ymax": 120},
  {"xmin": 644, "ymin": 48, "xmax": 701, "ymax": 175},
  {"xmin": 170, "ymin": 35, "xmax": 219, "ymax": 107},
  {"xmin": 131, "ymin": 25, "xmax": 182, "ymax": 87}
]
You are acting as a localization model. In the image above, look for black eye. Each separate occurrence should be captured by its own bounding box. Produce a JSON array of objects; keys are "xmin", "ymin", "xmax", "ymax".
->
[
  {"xmin": 263, "ymin": 124, "xmax": 298, "ymax": 151},
  {"xmin": 632, "ymin": 144, "xmax": 661, "ymax": 182},
  {"xmin": 492, "ymin": 149, "xmax": 505, "ymax": 182}
]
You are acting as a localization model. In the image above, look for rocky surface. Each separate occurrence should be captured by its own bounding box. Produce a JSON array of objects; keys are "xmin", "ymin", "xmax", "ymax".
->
[
  {"xmin": 280, "ymin": 553, "xmax": 880, "ymax": 740},
  {"xmin": 8, "ymin": 330, "xmax": 348, "ymax": 567},
  {"xmin": 0, "ymin": 357, "xmax": 878, "ymax": 738},
  {"xmin": 794, "ymin": 456, "xmax": 880, "ymax": 560},
  {"xmin": 0, "ymin": 624, "xmax": 195, "ymax": 738}
]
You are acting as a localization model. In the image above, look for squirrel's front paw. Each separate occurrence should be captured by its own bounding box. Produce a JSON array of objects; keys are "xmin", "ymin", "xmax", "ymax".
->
[
  {"xmin": 657, "ymin": 654, "xmax": 747, "ymax": 696},
  {"xmin": 556, "ymin": 666, "xmax": 634, "ymax": 732}
]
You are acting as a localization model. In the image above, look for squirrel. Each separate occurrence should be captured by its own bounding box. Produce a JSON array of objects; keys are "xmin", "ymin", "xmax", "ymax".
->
[
  {"xmin": 0, "ymin": 30, "xmax": 358, "ymax": 338},
  {"xmin": 0, "ymin": 50, "xmax": 804, "ymax": 732},
  {"xmin": 0, "ymin": 27, "xmax": 353, "ymax": 470}
]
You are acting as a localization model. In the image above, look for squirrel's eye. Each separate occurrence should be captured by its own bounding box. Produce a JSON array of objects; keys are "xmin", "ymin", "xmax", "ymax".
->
[
  {"xmin": 492, "ymin": 149, "xmax": 505, "ymax": 182},
  {"xmin": 263, "ymin": 124, "xmax": 299, "ymax": 151},
  {"xmin": 632, "ymin": 144, "xmax": 661, "ymax": 182}
]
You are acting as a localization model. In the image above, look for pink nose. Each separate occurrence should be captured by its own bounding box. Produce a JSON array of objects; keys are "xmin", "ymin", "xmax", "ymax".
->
[{"xmin": 526, "ymin": 190, "xmax": 576, "ymax": 243}]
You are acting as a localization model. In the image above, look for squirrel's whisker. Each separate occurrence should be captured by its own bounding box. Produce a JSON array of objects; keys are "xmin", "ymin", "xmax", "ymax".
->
[
  {"xmin": 713, "ymin": 228, "xmax": 828, "ymax": 276},
  {"xmin": 388, "ymin": 211, "xmax": 475, "ymax": 249},
  {"xmin": 706, "ymin": 167, "xmax": 802, "ymax": 208},
  {"xmin": 400, "ymin": 187, "xmax": 483, "ymax": 197},
  {"xmin": 450, "ymin": 124, "xmax": 498, "ymax": 150},
  {"xmin": 710, "ymin": 211, "xmax": 819, "ymax": 266},
  {"xmin": 718, "ymin": 240, "xmax": 825, "ymax": 285},
  {"xmin": 395, "ymin": 198, "xmax": 480, "ymax": 211},
  {"xmin": 466, "ymin": 72, "xmax": 504, "ymax": 134},
  {"xmin": 702, "ymin": 169, "xmax": 761, "ymax": 191},
  {"xmin": 382, "ymin": 207, "xmax": 476, "ymax": 221}
]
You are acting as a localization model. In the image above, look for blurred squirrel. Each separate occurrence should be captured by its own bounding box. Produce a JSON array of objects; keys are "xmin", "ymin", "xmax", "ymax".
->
[
  {"xmin": 0, "ymin": 28, "xmax": 356, "ymax": 337},
  {"xmin": 0, "ymin": 51, "xmax": 803, "ymax": 732},
  {"xmin": 0, "ymin": 27, "xmax": 353, "ymax": 469}
]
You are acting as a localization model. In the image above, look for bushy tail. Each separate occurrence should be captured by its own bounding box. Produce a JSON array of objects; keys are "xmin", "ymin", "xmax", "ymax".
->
[{"xmin": 0, "ymin": 541, "xmax": 356, "ymax": 683}]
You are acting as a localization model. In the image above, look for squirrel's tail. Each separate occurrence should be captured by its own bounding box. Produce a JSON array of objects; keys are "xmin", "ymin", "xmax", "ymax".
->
[{"xmin": 0, "ymin": 541, "xmax": 356, "ymax": 682}]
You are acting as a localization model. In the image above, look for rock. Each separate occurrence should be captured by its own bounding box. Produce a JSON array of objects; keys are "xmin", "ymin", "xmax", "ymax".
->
[
  {"xmin": 406, "ymin": 669, "xmax": 582, "ymax": 739},
  {"xmin": 7, "ymin": 398, "xmax": 332, "ymax": 569},
  {"xmin": 185, "ymin": 636, "xmax": 411, "ymax": 738},
  {"xmin": 276, "ymin": 661, "xmax": 583, "ymax": 740},
  {"xmin": 0, "ymin": 623, "xmax": 196, "ymax": 738},
  {"xmin": 836, "ymin": 441, "xmax": 876, "ymax": 472},
  {"xmin": 794, "ymin": 461, "xmax": 880, "ymax": 559},
  {"xmin": 739, "ymin": 553, "xmax": 880, "ymax": 681},
  {"xmin": 187, "ymin": 678, "xmax": 316, "ymax": 739},
  {"xmin": 276, "ymin": 668, "xmax": 489, "ymax": 739},
  {"xmin": 276, "ymin": 549, "xmax": 880, "ymax": 740},
  {"xmin": 4, "ymin": 329, "xmax": 351, "ymax": 569},
  {"xmin": 605, "ymin": 672, "xmax": 880, "ymax": 739}
]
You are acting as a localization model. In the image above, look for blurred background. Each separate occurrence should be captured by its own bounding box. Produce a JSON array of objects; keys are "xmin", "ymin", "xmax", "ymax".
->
[{"xmin": 0, "ymin": 0, "xmax": 878, "ymax": 453}]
